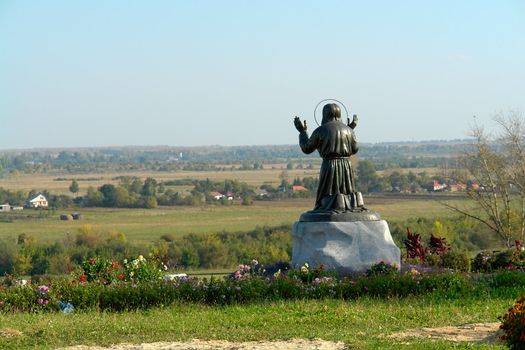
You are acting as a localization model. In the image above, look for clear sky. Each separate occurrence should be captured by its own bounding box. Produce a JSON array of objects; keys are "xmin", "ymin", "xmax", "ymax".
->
[{"xmin": 1, "ymin": 1, "xmax": 524, "ymax": 149}]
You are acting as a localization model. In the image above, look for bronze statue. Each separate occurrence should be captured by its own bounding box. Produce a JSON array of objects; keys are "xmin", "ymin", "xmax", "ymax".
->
[{"xmin": 294, "ymin": 103, "xmax": 369, "ymax": 220}]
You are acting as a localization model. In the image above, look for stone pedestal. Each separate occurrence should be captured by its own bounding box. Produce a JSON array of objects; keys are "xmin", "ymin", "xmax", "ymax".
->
[{"xmin": 292, "ymin": 220, "xmax": 400, "ymax": 275}]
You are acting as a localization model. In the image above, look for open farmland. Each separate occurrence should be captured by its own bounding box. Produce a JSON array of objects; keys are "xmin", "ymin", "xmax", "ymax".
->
[
  {"xmin": 0, "ymin": 195, "xmax": 467, "ymax": 244},
  {"xmin": 0, "ymin": 166, "xmax": 320, "ymax": 196}
]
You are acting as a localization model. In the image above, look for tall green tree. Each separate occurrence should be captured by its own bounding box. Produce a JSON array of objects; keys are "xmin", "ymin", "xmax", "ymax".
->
[
  {"xmin": 69, "ymin": 179, "xmax": 79, "ymax": 195},
  {"xmin": 356, "ymin": 160, "xmax": 379, "ymax": 193},
  {"xmin": 141, "ymin": 177, "xmax": 158, "ymax": 196}
]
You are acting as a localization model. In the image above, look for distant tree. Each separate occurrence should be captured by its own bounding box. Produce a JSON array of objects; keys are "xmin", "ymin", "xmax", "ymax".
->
[
  {"xmin": 241, "ymin": 194, "xmax": 253, "ymax": 206},
  {"xmin": 442, "ymin": 111, "xmax": 525, "ymax": 248},
  {"xmin": 129, "ymin": 178, "xmax": 143, "ymax": 194},
  {"xmin": 27, "ymin": 189, "xmax": 38, "ymax": 200},
  {"xmin": 0, "ymin": 240, "xmax": 17, "ymax": 275},
  {"xmin": 279, "ymin": 170, "xmax": 290, "ymax": 190},
  {"xmin": 118, "ymin": 176, "xmax": 133, "ymax": 189},
  {"xmin": 143, "ymin": 196, "xmax": 158, "ymax": 209},
  {"xmin": 141, "ymin": 177, "xmax": 158, "ymax": 197},
  {"xmin": 356, "ymin": 160, "xmax": 379, "ymax": 193},
  {"xmin": 69, "ymin": 180, "xmax": 79, "ymax": 195},
  {"xmin": 48, "ymin": 194, "xmax": 73, "ymax": 209},
  {"xmin": 417, "ymin": 171, "xmax": 431, "ymax": 188},
  {"xmin": 99, "ymin": 184, "xmax": 117, "ymax": 207},
  {"xmin": 84, "ymin": 186, "xmax": 103, "ymax": 207},
  {"xmin": 114, "ymin": 186, "xmax": 133, "ymax": 207}
]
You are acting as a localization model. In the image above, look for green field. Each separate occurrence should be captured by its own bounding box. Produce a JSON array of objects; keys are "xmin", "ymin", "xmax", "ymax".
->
[
  {"xmin": 0, "ymin": 296, "xmax": 512, "ymax": 349},
  {"xmin": 0, "ymin": 195, "xmax": 467, "ymax": 244}
]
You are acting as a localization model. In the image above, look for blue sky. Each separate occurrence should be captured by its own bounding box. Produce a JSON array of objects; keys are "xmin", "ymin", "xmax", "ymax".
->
[{"xmin": 1, "ymin": 1, "xmax": 524, "ymax": 149}]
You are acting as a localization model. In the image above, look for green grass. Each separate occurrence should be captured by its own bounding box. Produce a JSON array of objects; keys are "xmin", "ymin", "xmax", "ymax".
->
[
  {"xmin": 0, "ymin": 196, "xmax": 466, "ymax": 244},
  {"xmin": 0, "ymin": 295, "xmax": 512, "ymax": 349}
]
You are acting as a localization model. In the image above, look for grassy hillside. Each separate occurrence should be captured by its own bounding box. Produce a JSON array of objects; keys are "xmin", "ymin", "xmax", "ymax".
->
[{"xmin": 0, "ymin": 196, "xmax": 464, "ymax": 244}]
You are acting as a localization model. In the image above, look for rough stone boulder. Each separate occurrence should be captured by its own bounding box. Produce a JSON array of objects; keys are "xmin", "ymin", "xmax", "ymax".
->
[{"xmin": 292, "ymin": 220, "xmax": 400, "ymax": 275}]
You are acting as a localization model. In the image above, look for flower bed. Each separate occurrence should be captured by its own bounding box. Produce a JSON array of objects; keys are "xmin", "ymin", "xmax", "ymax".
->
[{"xmin": 2, "ymin": 258, "xmax": 525, "ymax": 313}]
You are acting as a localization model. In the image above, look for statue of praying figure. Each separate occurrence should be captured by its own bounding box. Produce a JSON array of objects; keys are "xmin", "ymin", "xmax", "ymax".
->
[{"xmin": 294, "ymin": 103, "xmax": 365, "ymax": 214}]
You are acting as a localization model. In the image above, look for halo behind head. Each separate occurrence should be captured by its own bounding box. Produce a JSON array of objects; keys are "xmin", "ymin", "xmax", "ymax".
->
[{"xmin": 314, "ymin": 99, "xmax": 349, "ymax": 126}]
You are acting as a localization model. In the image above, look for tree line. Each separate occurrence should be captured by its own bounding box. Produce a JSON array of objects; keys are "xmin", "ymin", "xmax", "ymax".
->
[{"xmin": 0, "ymin": 142, "xmax": 467, "ymax": 175}]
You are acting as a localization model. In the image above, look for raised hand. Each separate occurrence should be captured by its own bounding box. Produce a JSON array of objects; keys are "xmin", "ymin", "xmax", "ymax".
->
[
  {"xmin": 294, "ymin": 116, "xmax": 307, "ymax": 132},
  {"xmin": 348, "ymin": 114, "xmax": 358, "ymax": 129}
]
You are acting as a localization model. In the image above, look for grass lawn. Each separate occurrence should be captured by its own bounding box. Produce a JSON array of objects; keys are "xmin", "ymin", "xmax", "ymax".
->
[
  {"xmin": 0, "ymin": 295, "xmax": 513, "ymax": 349},
  {"xmin": 0, "ymin": 196, "xmax": 465, "ymax": 244}
]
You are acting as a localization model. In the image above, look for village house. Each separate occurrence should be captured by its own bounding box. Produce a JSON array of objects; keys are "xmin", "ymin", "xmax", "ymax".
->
[
  {"xmin": 427, "ymin": 181, "xmax": 446, "ymax": 192},
  {"xmin": 292, "ymin": 185, "xmax": 308, "ymax": 192},
  {"xmin": 26, "ymin": 194, "xmax": 49, "ymax": 208},
  {"xmin": 0, "ymin": 203, "xmax": 11, "ymax": 212},
  {"xmin": 209, "ymin": 191, "xmax": 225, "ymax": 200}
]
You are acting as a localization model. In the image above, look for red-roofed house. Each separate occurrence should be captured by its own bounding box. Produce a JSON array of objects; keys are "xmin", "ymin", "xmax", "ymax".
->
[
  {"xmin": 209, "ymin": 191, "xmax": 224, "ymax": 200},
  {"xmin": 428, "ymin": 181, "xmax": 446, "ymax": 192}
]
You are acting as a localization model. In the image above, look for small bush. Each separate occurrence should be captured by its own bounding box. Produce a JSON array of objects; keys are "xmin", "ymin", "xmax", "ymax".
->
[
  {"xmin": 499, "ymin": 295, "xmax": 525, "ymax": 349},
  {"xmin": 440, "ymin": 251, "xmax": 471, "ymax": 272},
  {"xmin": 493, "ymin": 250, "xmax": 515, "ymax": 270},
  {"xmin": 472, "ymin": 251, "xmax": 494, "ymax": 272},
  {"xmin": 366, "ymin": 261, "xmax": 399, "ymax": 277},
  {"xmin": 287, "ymin": 262, "xmax": 333, "ymax": 283},
  {"xmin": 472, "ymin": 246, "xmax": 525, "ymax": 272}
]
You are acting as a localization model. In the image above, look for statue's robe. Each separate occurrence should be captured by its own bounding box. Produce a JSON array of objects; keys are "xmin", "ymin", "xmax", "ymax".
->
[{"xmin": 298, "ymin": 119, "xmax": 358, "ymax": 212}]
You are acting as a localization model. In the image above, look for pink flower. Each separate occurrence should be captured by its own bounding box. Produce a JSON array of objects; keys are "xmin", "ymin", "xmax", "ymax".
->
[
  {"xmin": 39, "ymin": 285, "xmax": 49, "ymax": 294},
  {"xmin": 44, "ymin": 300, "xmax": 49, "ymax": 305},
  {"xmin": 37, "ymin": 298, "xmax": 43, "ymax": 304}
]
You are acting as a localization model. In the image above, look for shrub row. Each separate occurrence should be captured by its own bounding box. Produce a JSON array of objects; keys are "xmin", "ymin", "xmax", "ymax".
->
[
  {"xmin": 0, "ymin": 224, "xmax": 291, "ymax": 275},
  {"xmin": 2, "ymin": 268, "xmax": 525, "ymax": 313}
]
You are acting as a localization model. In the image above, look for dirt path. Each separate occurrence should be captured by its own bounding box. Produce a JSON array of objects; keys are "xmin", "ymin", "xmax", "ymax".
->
[
  {"xmin": 56, "ymin": 339, "xmax": 347, "ymax": 350},
  {"xmin": 389, "ymin": 322, "xmax": 503, "ymax": 344}
]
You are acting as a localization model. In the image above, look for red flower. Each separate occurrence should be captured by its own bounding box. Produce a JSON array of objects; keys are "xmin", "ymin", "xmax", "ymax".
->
[
  {"xmin": 89, "ymin": 258, "xmax": 96, "ymax": 264},
  {"xmin": 111, "ymin": 261, "xmax": 118, "ymax": 268},
  {"xmin": 118, "ymin": 273, "xmax": 125, "ymax": 280},
  {"xmin": 79, "ymin": 275, "xmax": 87, "ymax": 282}
]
